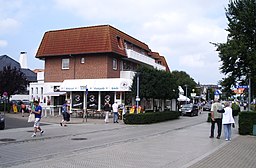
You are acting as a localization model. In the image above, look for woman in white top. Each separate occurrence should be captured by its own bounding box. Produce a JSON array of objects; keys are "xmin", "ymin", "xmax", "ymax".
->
[{"xmin": 222, "ymin": 102, "xmax": 235, "ymax": 141}]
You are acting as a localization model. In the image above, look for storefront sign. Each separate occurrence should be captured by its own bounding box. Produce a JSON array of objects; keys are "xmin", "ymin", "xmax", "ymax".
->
[{"xmin": 60, "ymin": 78, "xmax": 132, "ymax": 92}]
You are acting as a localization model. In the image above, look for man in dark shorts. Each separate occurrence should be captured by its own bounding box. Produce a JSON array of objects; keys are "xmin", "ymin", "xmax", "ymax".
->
[{"xmin": 60, "ymin": 101, "xmax": 70, "ymax": 126}]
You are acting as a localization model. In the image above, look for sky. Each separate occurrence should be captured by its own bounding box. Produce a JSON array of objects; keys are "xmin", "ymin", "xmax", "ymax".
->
[{"xmin": 0, "ymin": 0, "xmax": 229, "ymax": 84}]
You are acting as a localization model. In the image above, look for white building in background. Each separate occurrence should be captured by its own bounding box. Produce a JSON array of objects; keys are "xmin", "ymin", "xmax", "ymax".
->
[{"xmin": 29, "ymin": 71, "xmax": 65, "ymax": 107}]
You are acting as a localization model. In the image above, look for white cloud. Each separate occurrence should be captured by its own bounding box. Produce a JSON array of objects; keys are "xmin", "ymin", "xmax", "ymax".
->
[
  {"xmin": 52, "ymin": 0, "xmax": 228, "ymax": 84},
  {"xmin": 0, "ymin": 18, "xmax": 20, "ymax": 35},
  {"xmin": 180, "ymin": 54, "xmax": 205, "ymax": 68},
  {"xmin": 0, "ymin": 40, "xmax": 8, "ymax": 47}
]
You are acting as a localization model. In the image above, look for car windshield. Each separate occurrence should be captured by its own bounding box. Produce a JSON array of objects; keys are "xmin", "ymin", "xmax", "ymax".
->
[
  {"xmin": 23, "ymin": 101, "xmax": 30, "ymax": 105},
  {"xmin": 182, "ymin": 104, "xmax": 192, "ymax": 108}
]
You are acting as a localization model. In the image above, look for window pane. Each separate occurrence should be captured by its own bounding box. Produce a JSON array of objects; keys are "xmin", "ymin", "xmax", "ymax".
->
[
  {"xmin": 113, "ymin": 59, "xmax": 117, "ymax": 70},
  {"xmin": 62, "ymin": 58, "xmax": 70, "ymax": 69}
]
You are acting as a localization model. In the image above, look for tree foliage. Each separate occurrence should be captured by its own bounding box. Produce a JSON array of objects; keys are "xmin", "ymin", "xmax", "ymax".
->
[
  {"xmin": 131, "ymin": 66, "xmax": 179, "ymax": 100},
  {"xmin": 172, "ymin": 70, "xmax": 197, "ymax": 97},
  {"xmin": 0, "ymin": 66, "xmax": 28, "ymax": 98},
  {"xmin": 212, "ymin": 0, "xmax": 256, "ymax": 98}
]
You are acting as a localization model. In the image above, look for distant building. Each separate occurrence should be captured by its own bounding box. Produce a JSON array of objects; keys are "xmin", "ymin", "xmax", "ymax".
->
[{"xmin": 0, "ymin": 54, "xmax": 37, "ymax": 95}]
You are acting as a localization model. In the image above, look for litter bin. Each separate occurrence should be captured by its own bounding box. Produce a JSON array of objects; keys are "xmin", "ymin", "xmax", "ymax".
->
[{"xmin": 253, "ymin": 125, "xmax": 256, "ymax": 136}]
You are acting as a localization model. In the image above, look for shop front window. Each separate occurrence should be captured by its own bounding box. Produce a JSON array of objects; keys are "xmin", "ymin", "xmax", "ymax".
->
[
  {"xmin": 87, "ymin": 92, "xmax": 98, "ymax": 110},
  {"xmin": 101, "ymin": 92, "xmax": 114, "ymax": 107},
  {"xmin": 72, "ymin": 92, "xmax": 83, "ymax": 109}
]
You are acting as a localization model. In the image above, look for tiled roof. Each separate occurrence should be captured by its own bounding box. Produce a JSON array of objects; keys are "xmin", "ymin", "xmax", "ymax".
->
[
  {"xmin": 0, "ymin": 55, "xmax": 37, "ymax": 82},
  {"xmin": 36, "ymin": 25, "xmax": 151, "ymax": 58},
  {"xmin": 20, "ymin": 69, "xmax": 37, "ymax": 82},
  {"xmin": 0, "ymin": 55, "xmax": 21, "ymax": 70},
  {"xmin": 150, "ymin": 52, "xmax": 170, "ymax": 72}
]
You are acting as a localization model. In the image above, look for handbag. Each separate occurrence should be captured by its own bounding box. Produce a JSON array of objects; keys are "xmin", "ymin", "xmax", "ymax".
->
[{"xmin": 28, "ymin": 113, "xmax": 35, "ymax": 122}]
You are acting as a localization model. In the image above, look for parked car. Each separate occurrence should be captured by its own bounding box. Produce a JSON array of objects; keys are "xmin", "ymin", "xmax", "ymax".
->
[
  {"xmin": 0, "ymin": 113, "xmax": 5, "ymax": 130},
  {"xmin": 180, "ymin": 104, "xmax": 199, "ymax": 117},
  {"xmin": 203, "ymin": 103, "xmax": 211, "ymax": 111}
]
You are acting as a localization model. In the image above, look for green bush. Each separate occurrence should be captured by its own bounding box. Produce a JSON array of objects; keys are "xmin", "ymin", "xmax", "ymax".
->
[
  {"xmin": 232, "ymin": 103, "xmax": 240, "ymax": 116},
  {"xmin": 250, "ymin": 104, "xmax": 256, "ymax": 111},
  {"xmin": 239, "ymin": 111, "xmax": 256, "ymax": 135},
  {"xmin": 123, "ymin": 111, "xmax": 180, "ymax": 124}
]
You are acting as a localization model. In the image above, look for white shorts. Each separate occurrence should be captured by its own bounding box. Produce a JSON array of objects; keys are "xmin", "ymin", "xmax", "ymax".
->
[{"xmin": 34, "ymin": 118, "xmax": 41, "ymax": 128}]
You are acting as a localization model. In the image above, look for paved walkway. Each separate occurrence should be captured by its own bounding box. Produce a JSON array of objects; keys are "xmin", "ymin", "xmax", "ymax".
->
[{"xmin": 1, "ymin": 112, "xmax": 256, "ymax": 168}]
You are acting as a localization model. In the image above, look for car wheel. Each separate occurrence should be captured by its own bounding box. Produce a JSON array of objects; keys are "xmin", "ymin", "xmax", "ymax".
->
[{"xmin": 190, "ymin": 112, "xmax": 194, "ymax": 117}]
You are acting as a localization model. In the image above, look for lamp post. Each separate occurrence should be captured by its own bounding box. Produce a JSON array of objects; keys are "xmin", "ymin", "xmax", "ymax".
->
[
  {"xmin": 184, "ymin": 84, "xmax": 188, "ymax": 103},
  {"xmin": 136, "ymin": 73, "xmax": 140, "ymax": 114},
  {"xmin": 248, "ymin": 75, "xmax": 251, "ymax": 111}
]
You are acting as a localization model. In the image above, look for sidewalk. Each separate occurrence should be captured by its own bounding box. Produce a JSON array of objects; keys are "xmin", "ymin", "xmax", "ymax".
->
[
  {"xmin": 1, "ymin": 112, "xmax": 256, "ymax": 168},
  {"xmin": 186, "ymin": 135, "xmax": 256, "ymax": 168},
  {"xmin": 4, "ymin": 111, "xmax": 110, "ymax": 125}
]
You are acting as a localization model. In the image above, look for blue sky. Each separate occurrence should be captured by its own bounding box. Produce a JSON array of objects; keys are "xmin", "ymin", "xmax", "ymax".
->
[{"xmin": 0, "ymin": 0, "xmax": 229, "ymax": 84}]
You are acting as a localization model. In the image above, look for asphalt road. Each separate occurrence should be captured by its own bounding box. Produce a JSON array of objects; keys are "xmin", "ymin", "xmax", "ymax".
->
[{"xmin": 2, "ymin": 112, "xmax": 49, "ymax": 129}]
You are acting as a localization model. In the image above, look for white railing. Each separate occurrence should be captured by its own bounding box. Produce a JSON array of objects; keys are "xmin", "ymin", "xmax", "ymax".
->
[{"xmin": 125, "ymin": 49, "xmax": 166, "ymax": 71}]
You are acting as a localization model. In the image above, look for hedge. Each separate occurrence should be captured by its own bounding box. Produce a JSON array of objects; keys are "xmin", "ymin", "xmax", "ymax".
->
[
  {"xmin": 239, "ymin": 111, "xmax": 256, "ymax": 135},
  {"xmin": 123, "ymin": 111, "xmax": 180, "ymax": 124},
  {"xmin": 231, "ymin": 103, "xmax": 240, "ymax": 116}
]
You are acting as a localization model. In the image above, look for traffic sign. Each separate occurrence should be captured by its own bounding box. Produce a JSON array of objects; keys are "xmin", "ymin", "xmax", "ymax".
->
[{"xmin": 236, "ymin": 85, "xmax": 248, "ymax": 89}]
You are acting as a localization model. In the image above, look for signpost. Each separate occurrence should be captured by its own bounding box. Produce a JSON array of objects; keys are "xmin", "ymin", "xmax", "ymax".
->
[
  {"xmin": 2, "ymin": 92, "xmax": 8, "ymax": 113},
  {"xmin": 236, "ymin": 85, "xmax": 248, "ymax": 89},
  {"xmin": 83, "ymin": 87, "xmax": 88, "ymax": 123}
]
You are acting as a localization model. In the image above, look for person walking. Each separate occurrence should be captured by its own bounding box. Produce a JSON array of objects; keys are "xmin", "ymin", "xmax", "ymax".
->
[
  {"xmin": 60, "ymin": 101, "xmax": 70, "ymax": 126},
  {"xmin": 20, "ymin": 101, "xmax": 26, "ymax": 117},
  {"xmin": 103, "ymin": 102, "xmax": 111, "ymax": 123},
  {"xmin": 31, "ymin": 100, "xmax": 44, "ymax": 137},
  {"xmin": 220, "ymin": 102, "xmax": 235, "ymax": 141},
  {"xmin": 209, "ymin": 98, "xmax": 223, "ymax": 139},
  {"xmin": 112, "ymin": 102, "xmax": 119, "ymax": 123}
]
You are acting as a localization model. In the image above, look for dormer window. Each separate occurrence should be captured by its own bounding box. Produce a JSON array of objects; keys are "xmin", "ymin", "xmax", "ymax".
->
[{"xmin": 116, "ymin": 36, "xmax": 123, "ymax": 49}]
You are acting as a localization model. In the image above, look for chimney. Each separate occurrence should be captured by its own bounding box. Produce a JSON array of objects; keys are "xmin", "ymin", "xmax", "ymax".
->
[{"xmin": 19, "ymin": 51, "xmax": 28, "ymax": 69}]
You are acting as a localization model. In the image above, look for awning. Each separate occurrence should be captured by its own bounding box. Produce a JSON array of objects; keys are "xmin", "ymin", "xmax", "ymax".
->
[
  {"xmin": 60, "ymin": 78, "xmax": 132, "ymax": 91},
  {"xmin": 43, "ymin": 92, "xmax": 66, "ymax": 96},
  {"xmin": 177, "ymin": 94, "xmax": 190, "ymax": 102}
]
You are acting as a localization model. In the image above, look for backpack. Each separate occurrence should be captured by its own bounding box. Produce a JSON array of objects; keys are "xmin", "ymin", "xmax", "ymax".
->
[{"xmin": 62, "ymin": 104, "xmax": 67, "ymax": 113}]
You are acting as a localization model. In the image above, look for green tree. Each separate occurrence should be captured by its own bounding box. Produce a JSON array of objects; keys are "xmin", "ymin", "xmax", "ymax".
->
[
  {"xmin": 172, "ymin": 70, "xmax": 197, "ymax": 97},
  {"xmin": 131, "ymin": 66, "xmax": 178, "ymax": 101},
  {"xmin": 0, "ymin": 66, "xmax": 28, "ymax": 99},
  {"xmin": 212, "ymin": 0, "xmax": 256, "ymax": 99}
]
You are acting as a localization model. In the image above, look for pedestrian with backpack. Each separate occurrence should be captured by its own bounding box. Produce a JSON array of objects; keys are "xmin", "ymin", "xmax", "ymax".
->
[{"xmin": 60, "ymin": 101, "xmax": 70, "ymax": 127}]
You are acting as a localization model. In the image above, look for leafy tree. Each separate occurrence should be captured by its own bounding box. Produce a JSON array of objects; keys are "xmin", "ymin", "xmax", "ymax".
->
[
  {"xmin": 172, "ymin": 70, "xmax": 197, "ymax": 97},
  {"xmin": 0, "ymin": 66, "xmax": 28, "ymax": 99},
  {"xmin": 131, "ymin": 66, "xmax": 178, "ymax": 101},
  {"xmin": 212, "ymin": 0, "xmax": 256, "ymax": 99}
]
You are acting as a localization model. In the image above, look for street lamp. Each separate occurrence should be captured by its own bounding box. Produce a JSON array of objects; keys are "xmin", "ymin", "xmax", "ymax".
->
[
  {"xmin": 184, "ymin": 84, "xmax": 188, "ymax": 103},
  {"xmin": 136, "ymin": 73, "xmax": 140, "ymax": 114},
  {"xmin": 248, "ymin": 74, "xmax": 251, "ymax": 111}
]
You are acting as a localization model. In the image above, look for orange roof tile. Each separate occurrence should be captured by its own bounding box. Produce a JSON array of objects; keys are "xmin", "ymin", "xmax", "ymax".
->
[
  {"xmin": 36, "ymin": 25, "xmax": 151, "ymax": 58},
  {"xmin": 150, "ymin": 52, "xmax": 170, "ymax": 72}
]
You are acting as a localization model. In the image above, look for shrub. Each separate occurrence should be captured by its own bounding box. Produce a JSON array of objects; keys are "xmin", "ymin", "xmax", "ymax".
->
[
  {"xmin": 232, "ymin": 103, "xmax": 240, "ymax": 116},
  {"xmin": 123, "ymin": 111, "xmax": 180, "ymax": 124},
  {"xmin": 239, "ymin": 111, "xmax": 256, "ymax": 135}
]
